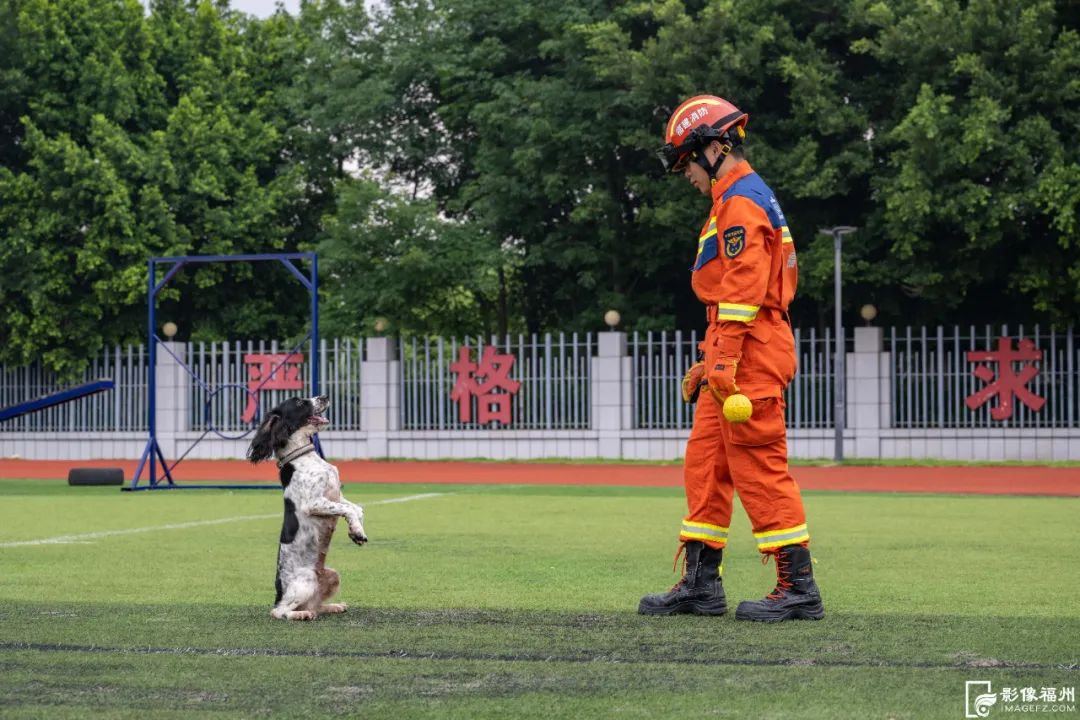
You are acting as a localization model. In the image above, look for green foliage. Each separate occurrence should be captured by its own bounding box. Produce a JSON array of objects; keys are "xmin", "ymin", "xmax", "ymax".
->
[
  {"xmin": 319, "ymin": 177, "xmax": 507, "ymax": 337},
  {"xmin": 2, "ymin": 0, "xmax": 1078, "ymax": 374},
  {"xmin": 564, "ymin": 0, "xmax": 1080, "ymax": 326},
  {"xmin": 0, "ymin": 0, "xmax": 315, "ymax": 375},
  {"xmin": 852, "ymin": 0, "xmax": 1080, "ymax": 324},
  {"xmin": 305, "ymin": 0, "xmax": 1080, "ymax": 332}
]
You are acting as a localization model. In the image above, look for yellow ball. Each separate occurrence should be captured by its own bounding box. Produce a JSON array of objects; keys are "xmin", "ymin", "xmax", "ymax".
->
[{"xmin": 723, "ymin": 393, "xmax": 753, "ymax": 423}]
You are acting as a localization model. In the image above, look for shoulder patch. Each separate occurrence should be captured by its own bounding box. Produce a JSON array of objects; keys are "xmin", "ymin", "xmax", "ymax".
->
[{"xmin": 723, "ymin": 226, "xmax": 746, "ymax": 259}]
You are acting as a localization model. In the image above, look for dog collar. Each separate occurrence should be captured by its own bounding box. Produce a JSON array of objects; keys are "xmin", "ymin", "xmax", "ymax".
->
[{"xmin": 277, "ymin": 444, "xmax": 317, "ymax": 469}]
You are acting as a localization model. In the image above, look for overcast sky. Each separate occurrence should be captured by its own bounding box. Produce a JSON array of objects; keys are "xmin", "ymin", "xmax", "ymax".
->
[
  {"xmin": 228, "ymin": 0, "xmax": 301, "ymax": 16},
  {"xmin": 141, "ymin": 0, "xmax": 302, "ymax": 17}
]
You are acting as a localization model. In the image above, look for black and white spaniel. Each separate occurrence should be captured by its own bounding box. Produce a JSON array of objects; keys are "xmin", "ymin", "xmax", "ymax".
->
[{"xmin": 247, "ymin": 395, "xmax": 367, "ymax": 621}]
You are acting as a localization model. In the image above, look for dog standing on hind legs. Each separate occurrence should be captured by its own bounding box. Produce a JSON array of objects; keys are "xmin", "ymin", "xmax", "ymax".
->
[{"xmin": 247, "ymin": 395, "xmax": 367, "ymax": 621}]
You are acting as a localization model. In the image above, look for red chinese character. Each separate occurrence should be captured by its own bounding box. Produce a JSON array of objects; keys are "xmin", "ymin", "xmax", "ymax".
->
[
  {"xmin": 965, "ymin": 337, "xmax": 1045, "ymax": 420},
  {"xmin": 449, "ymin": 346, "xmax": 521, "ymax": 425},
  {"xmin": 242, "ymin": 353, "xmax": 304, "ymax": 423}
]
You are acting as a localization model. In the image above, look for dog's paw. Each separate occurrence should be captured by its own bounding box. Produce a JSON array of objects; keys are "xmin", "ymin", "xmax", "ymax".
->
[
  {"xmin": 320, "ymin": 603, "xmax": 348, "ymax": 614},
  {"xmin": 348, "ymin": 529, "xmax": 368, "ymax": 546},
  {"xmin": 287, "ymin": 610, "xmax": 316, "ymax": 621}
]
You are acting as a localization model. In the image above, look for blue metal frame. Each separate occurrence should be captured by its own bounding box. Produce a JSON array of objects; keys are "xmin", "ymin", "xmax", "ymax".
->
[
  {"xmin": 0, "ymin": 380, "xmax": 115, "ymax": 422},
  {"xmin": 128, "ymin": 253, "xmax": 320, "ymax": 491}
]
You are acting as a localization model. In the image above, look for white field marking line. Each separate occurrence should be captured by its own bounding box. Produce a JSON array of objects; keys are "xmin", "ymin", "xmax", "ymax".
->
[
  {"xmin": 370, "ymin": 492, "xmax": 446, "ymax": 504},
  {"xmin": 0, "ymin": 492, "xmax": 450, "ymax": 548}
]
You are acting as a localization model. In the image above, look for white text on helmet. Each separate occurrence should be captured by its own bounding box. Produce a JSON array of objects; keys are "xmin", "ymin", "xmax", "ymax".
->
[{"xmin": 675, "ymin": 107, "xmax": 710, "ymax": 137}]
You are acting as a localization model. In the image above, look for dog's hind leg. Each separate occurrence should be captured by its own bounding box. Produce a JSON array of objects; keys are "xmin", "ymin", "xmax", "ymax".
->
[
  {"xmin": 318, "ymin": 604, "xmax": 347, "ymax": 614},
  {"xmin": 317, "ymin": 567, "xmax": 347, "ymax": 614},
  {"xmin": 271, "ymin": 571, "xmax": 320, "ymax": 621}
]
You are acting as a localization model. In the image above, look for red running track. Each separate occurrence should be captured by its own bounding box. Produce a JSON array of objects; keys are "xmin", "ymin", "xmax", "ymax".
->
[{"xmin": 0, "ymin": 458, "xmax": 1078, "ymax": 496}]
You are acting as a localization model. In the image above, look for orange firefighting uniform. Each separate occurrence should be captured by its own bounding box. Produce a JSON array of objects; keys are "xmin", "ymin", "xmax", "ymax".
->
[{"xmin": 679, "ymin": 159, "xmax": 809, "ymax": 555}]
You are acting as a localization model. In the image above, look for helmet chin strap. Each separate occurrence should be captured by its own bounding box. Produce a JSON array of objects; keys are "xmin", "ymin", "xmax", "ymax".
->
[
  {"xmin": 693, "ymin": 142, "xmax": 733, "ymax": 183},
  {"xmin": 696, "ymin": 125, "xmax": 746, "ymax": 183}
]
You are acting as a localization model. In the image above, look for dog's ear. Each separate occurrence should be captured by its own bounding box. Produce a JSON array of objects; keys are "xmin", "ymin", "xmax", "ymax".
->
[{"xmin": 247, "ymin": 413, "xmax": 280, "ymax": 463}]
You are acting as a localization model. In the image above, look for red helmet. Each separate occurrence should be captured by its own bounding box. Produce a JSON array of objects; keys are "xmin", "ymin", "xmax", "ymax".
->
[{"xmin": 657, "ymin": 95, "xmax": 748, "ymax": 173}]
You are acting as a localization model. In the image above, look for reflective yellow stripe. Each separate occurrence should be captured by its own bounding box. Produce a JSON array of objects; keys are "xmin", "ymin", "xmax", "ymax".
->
[
  {"xmin": 781, "ymin": 225, "xmax": 793, "ymax": 244},
  {"xmin": 754, "ymin": 524, "xmax": 810, "ymax": 550},
  {"xmin": 680, "ymin": 520, "xmax": 730, "ymax": 544},
  {"xmin": 715, "ymin": 303, "xmax": 759, "ymax": 322},
  {"xmin": 696, "ymin": 234, "xmax": 714, "ymax": 259},
  {"xmin": 682, "ymin": 520, "xmax": 729, "ymax": 532},
  {"xmin": 699, "ymin": 218, "xmax": 718, "ymax": 240},
  {"xmin": 757, "ymin": 533, "xmax": 810, "ymax": 551},
  {"xmin": 755, "ymin": 524, "xmax": 807, "ymax": 539},
  {"xmin": 680, "ymin": 531, "xmax": 729, "ymax": 545},
  {"xmin": 680, "ymin": 530, "xmax": 729, "ymax": 540}
]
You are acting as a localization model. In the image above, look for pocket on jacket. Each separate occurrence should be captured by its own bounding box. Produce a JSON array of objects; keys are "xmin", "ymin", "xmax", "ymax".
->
[
  {"xmin": 748, "ymin": 318, "xmax": 774, "ymax": 344},
  {"xmin": 727, "ymin": 397, "xmax": 786, "ymax": 447}
]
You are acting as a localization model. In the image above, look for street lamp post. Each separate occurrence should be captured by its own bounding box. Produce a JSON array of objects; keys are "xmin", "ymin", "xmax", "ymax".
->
[{"xmin": 818, "ymin": 226, "xmax": 857, "ymax": 462}]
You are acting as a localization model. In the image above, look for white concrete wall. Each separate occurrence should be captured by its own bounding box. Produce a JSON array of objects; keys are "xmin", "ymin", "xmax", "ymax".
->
[{"xmin": 3, "ymin": 330, "xmax": 1079, "ymax": 462}]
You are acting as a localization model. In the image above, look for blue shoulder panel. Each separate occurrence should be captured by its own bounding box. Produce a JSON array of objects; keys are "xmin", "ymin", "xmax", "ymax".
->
[{"xmin": 722, "ymin": 173, "xmax": 787, "ymax": 229}]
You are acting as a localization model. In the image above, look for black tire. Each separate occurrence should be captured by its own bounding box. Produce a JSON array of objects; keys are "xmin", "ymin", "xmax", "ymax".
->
[{"xmin": 67, "ymin": 468, "xmax": 124, "ymax": 486}]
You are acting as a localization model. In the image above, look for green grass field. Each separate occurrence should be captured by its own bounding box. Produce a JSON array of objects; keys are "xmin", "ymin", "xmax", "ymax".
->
[{"xmin": 1, "ymin": 479, "xmax": 1077, "ymax": 719}]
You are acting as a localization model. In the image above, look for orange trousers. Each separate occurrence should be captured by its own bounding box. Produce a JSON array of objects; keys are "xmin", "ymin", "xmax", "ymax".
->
[{"xmin": 679, "ymin": 317, "xmax": 810, "ymax": 554}]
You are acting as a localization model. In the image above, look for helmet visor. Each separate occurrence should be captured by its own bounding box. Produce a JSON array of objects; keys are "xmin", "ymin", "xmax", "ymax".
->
[
  {"xmin": 657, "ymin": 141, "xmax": 693, "ymax": 174},
  {"xmin": 657, "ymin": 143, "xmax": 679, "ymax": 173}
]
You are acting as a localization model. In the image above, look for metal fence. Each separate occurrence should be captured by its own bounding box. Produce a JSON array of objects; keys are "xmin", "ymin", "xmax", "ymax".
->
[
  {"xmin": 0, "ymin": 345, "xmax": 148, "ymax": 432},
  {"xmin": 6, "ymin": 325, "xmax": 1076, "ymax": 436},
  {"xmin": 889, "ymin": 325, "xmax": 1078, "ymax": 429},
  {"xmin": 186, "ymin": 338, "xmax": 364, "ymax": 434},
  {"xmin": 632, "ymin": 331, "xmax": 698, "ymax": 430},
  {"xmin": 400, "ymin": 333, "xmax": 594, "ymax": 430},
  {"xmin": 632, "ymin": 328, "xmax": 839, "ymax": 430}
]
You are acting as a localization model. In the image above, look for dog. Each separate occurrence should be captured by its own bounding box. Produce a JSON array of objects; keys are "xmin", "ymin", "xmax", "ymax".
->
[{"xmin": 247, "ymin": 395, "xmax": 367, "ymax": 621}]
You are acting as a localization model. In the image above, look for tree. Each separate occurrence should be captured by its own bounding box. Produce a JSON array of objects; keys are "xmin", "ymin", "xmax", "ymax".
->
[
  {"xmin": 577, "ymin": 0, "xmax": 1080, "ymax": 327},
  {"xmin": 851, "ymin": 0, "xmax": 1080, "ymax": 325},
  {"xmin": 0, "ymin": 0, "xmax": 316, "ymax": 374},
  {"xmin": 319, "ymin": 177, "xmax": 506, "ymax": 337},
  {"xmin": 0, "ymin": 0, "xmax": 168, "ymax": 373},
  {"xmin": 4, "ymin": 0, "xmax": 1078, "ymax": 378},
  {"xmin": 297, "ymin": 0, "xmax": 516, "ymax": 337}
]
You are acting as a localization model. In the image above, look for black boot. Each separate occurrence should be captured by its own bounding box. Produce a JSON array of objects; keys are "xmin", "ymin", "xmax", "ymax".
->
[
  {"xmin": 735, "ymin": 544, "xmax": 824, "ymax": 622},
  {"xmin": 638, "ymin": 541, "xmax": 727, "ymax": 616}
]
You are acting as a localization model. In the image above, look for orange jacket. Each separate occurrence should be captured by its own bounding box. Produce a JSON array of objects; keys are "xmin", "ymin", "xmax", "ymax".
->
[{"xmin": 691, "ymin": 160, "xmax": 798, "ymax": 395}]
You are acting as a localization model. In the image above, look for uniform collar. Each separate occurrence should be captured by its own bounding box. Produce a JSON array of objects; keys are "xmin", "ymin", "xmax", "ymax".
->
[{"xmin": 710, "ymin": 159, "xmax": 754, "ymax": 203}]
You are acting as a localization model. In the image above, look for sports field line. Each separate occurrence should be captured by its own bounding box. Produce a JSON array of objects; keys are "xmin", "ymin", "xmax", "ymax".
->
[
  {"xmin": 0, "ymin": 492, "xmax": 449, "ymax": 548},
  {"xmin": 0, "ymin": 640, "xmax": 1072, "ymax": 672}
]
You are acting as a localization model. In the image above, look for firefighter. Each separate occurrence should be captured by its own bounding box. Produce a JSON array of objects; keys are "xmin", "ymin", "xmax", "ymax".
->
[{"xmin": 638, "ymin": 95, "xmax": 824, "ymax": 621}]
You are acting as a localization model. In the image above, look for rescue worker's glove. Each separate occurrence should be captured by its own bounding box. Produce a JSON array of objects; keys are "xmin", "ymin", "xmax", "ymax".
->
[
  {"xmin": 707, "ymin": 336, "xmax": 744, "ymax": 404},
  {"xmin": 681, "ymin": 362, "xmax": 706, "ymax": 403}
]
